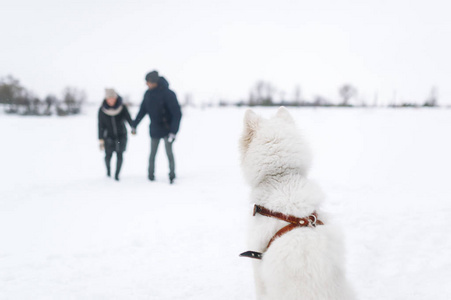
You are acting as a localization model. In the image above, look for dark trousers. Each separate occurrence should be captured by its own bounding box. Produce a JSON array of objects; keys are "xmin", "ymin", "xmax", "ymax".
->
[
  {"xmin": 105, "ymin": 150, "xmax": 123, "ymax": 177},
  {"xmin": 149, "ymin": 137, "xmax": 175, "ymax": 179},
  {"xmin": 105, "ymin": 137, "xmax": 126, "ymax": 178}
]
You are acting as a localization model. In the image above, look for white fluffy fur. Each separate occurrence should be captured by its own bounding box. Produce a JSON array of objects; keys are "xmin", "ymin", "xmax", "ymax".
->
[{"xmin": 240, "ymin": 107, "xmax": 354, "ymax": 300}]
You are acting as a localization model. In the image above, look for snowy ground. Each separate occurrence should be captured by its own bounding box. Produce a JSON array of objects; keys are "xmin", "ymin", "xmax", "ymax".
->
[{"xmin": 1, "ymin": 106, "xmax": 450, "ymax": 299}]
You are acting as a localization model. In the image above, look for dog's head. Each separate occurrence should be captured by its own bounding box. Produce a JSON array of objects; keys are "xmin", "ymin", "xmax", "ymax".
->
[{"xmin": 239, "ymin": 107, "xmax": 312, "ymax": 187}]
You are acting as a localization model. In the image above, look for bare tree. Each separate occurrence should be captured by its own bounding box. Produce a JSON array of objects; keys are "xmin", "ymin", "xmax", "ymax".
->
[
  {"xmin": 313, "ymin": 96, "xmax": 330, "ymax": 107},
  {"xmin": 44, "ymin": 94, "xmax": 58, "ymax": 115},
  {"xmin": 61, "ymin": 87, "xmax": 87, "ymax": 115},
  {"xmin": 249, "ymin": 91, "xmax": 256, "ymax": 106},
  {"xmin": 293, "ymin": 85, "xmax": 302, "ymax": 106},
  {"xmin": 1, "ymin": 75, "xmax": 90, "ymax": 116},
  {"xmin": 424, "ymin": 87, "xmax": 438, "ymax": 107},
  {"xmin": 249, "ymin": 80, "xmax": 275, "ymax": 106},
  {"xmin": 278, "ymin": 91, "xmax": 286, "ymax": 105},
  {"xmin": 339, "ymin": 84, "xmax": 357, "ymax": 106},
  {"xmin": 0, "ymin": 75, "xmax": 24, "ymax": 106}
]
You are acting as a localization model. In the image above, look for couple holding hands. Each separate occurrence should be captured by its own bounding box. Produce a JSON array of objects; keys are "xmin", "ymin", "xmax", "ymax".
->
[{"xmin": 98, "ymin": 71, "xmax": 182, "ymax": 184}]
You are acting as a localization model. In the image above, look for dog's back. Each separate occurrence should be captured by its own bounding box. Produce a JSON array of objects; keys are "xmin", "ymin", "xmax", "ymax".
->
[{"xmin": 240, "ymin": 107, "xmax": 354, "ymax": 300}]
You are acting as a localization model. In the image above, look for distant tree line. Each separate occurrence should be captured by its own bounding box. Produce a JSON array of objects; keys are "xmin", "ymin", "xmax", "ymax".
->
[
  {"xmin": 0, "ymin": 75, "xmax": 86, "ymax": 116},
  {"xmin": 221, "ymin": 81, "xmax": 439, "ymax": 108}
]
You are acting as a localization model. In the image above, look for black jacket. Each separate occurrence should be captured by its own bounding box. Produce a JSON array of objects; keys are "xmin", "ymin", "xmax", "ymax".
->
[
  {"xmin": 132, "ymin": 77, "xmax": 182, "ymax": 138},
  {"xmin": 98, "ymin": 97, "xmax": 132, "ymax": 140}
]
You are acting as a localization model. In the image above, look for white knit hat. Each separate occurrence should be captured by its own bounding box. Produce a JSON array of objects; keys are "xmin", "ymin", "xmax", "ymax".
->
[{"xmin": 105, "ymin": 88, "xmax": 117, "ymax": 99}]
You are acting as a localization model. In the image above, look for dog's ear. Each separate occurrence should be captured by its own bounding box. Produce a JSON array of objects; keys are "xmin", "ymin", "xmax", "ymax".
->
[
  {"xmin": 276, "ymin": 106, "xmax": 295, "ymax": 124},
  {"xmin": 241, "ymin": 109, "xmax": 260, "ymax": 151},
  {"xmin": 244, "ymin": 109, "xmax": 260, "ymax": 129}
]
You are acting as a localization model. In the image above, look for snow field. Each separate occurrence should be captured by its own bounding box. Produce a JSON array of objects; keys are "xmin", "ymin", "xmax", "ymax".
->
[{"xmin": 1, "ymin": 106, "xmax": 450, "ymax": 299}]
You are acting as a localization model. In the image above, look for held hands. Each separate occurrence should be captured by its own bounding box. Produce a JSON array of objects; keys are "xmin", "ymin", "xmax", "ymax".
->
[
  {"xmin": 99, "ymin": 139, "xmax": 105, "ymax": 150},
  {"xmin": 131, "ymin": 128, "xmax": 137, "ymax": 135},
  {"xmin": 168, "ymin": 133, "xmax": 176, "ymax": 143}
]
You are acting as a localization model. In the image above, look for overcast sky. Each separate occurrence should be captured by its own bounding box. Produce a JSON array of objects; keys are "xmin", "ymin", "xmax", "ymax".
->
[{"xmin": 1, "ymin": 0, "xmax": 451, "ymax": 105}]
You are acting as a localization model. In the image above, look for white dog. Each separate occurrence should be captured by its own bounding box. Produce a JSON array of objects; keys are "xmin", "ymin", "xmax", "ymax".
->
[{"xmin": 239, "ymin": 107, "xmax": 354, "ymax": 300}]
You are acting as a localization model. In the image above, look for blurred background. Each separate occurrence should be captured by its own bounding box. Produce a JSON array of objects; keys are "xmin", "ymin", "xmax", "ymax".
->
[{"xmin": 1, "ymin": 0, "xmax": 451, "ymax": 109}]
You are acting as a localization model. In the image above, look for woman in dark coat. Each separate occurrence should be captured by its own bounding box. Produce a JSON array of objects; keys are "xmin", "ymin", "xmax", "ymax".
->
[{"xmin": 98, "ymin": 88, "xmax": 132, "ymax": 181}]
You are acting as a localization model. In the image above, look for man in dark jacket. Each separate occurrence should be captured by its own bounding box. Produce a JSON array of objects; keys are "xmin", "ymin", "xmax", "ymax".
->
[
  {"xmin": 98, "ymin": 88, "xmax": 133, "ymax": 181},
  {"xmin": 132, "ymin": 71, "xmax": 182, "ymax": 184}
]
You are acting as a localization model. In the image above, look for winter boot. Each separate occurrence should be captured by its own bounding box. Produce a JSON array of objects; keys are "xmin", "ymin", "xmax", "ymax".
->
[
  {"xmin": 105, "ymin": 153, "xmax": 112, "ymax": 177},
  {"xmin": 115, "ymin": 152, "xmax": 123, "ymax": 181}
]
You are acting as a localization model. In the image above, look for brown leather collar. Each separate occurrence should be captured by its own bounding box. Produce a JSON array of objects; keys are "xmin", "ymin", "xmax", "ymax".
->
[{"xmin": 253, "ymin": 204, "xmax": 324, "ymax": 248}]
